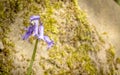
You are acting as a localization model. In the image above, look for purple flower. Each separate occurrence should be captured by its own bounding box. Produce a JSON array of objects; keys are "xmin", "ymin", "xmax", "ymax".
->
[
  {"xmin": 37, "ymin": 23, "xmax": 44, "ymax": 40},
  {"xmin": 44, "ymin": 36, "xmax": 54, "ymax": 49},
  {"xmin": 30, "ymin": 16, "xmax": 40, "ymax": 21},
  {"xmin": 23, "ymin": 25, "xmax": 36, "ymax": 40},
  {"xmin": 23, "ymin": 15, "xmax": 54, "ymax": 49},
  {"xmin": 30, "ymin": 16, "xmax": 40, "ymax": 37}
]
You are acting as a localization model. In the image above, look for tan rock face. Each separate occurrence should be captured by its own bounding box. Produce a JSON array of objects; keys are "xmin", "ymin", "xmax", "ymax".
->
[
  {"xmin": 0, "ymin": 0, "xmax": 120, "ymax": 75},
  {"xmin": 78, "ymin": 0, "xmax": 120, "ymax": 57}
]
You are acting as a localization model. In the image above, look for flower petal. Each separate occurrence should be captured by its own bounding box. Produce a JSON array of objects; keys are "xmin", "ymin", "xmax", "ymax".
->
[
  {"xmin": 32, "ymin": 24, "xmax": 38, "ymax": 36},
  {"xmin": 44, "ymin": 36, "xmax": 54, "ymax": 49},
  {"xmin": 38, "ymin": 25, "xmax": 44, "ymax": 40},
  {"xmin": 30, "ymin": 16, "xmax": 40, "ymax": 21},
  {"xmin": 23, "ymin": 25, "xmax": 35, "ymax": 40},
  {"xmin": 23, "ymin": 33, "xmax": 31, "ymax": 40},
  {"xmin": 47, "ymin": 41, "xmax": 54, "ymax": 49}
]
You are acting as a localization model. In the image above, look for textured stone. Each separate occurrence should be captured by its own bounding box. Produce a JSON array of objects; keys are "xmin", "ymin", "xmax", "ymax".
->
[
  {"xmin": 0, "ymin": 41, "xmax": 4, "ymax": 50},
  {"xmin": 78, "ymin": 0, "xmax": 120, "ymax": 57}
]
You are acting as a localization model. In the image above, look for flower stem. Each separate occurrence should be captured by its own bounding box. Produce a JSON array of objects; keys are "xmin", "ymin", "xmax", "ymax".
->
[{"xmin": 27, "ymin": 39, "xmax": 38, "ymax": 75}]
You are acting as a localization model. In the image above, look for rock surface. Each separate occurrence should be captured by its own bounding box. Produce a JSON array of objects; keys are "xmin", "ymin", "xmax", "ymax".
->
[
  {"xmin": 78, "ymin": 0, "xmax": 120, "ymax": 57},
  {"xmin": 0, "ymin": 0, "xmax": 120, "ymax": 75}
]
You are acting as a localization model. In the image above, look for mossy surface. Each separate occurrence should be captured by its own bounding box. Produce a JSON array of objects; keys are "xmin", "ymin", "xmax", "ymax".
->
[
  {"xmin": 114, "ymin": 0, "xmax": 120, "ymax": 5},
  {"xmin": 0, "ymin": 20, "xmax": 15, "ymax": 75},
  {"xmin": 0, "ymin": 0, "xmax": 119, "ymax": 75}
]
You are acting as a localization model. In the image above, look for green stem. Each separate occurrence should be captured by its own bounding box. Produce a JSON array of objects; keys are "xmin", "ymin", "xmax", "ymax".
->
[{"xmin": 27, "ymin": 39, "xmax": 38, "ymax": 75}]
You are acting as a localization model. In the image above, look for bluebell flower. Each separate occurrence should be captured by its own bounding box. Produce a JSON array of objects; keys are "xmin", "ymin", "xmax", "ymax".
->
[{"xmin": 23, "ymin": 15, "xmax": 54, "ymax": 49}]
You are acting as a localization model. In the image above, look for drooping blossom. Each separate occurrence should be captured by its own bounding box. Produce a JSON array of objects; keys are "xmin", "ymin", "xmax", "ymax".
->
[{"xmin": 23, "ymin": 15, "xmax": 54, "ymax": 49}]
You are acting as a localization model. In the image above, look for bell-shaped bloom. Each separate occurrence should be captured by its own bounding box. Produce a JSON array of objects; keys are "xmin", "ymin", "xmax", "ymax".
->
[{"xmin": 23, "ymin": 15, "xmax": 54, "ymax": 49}]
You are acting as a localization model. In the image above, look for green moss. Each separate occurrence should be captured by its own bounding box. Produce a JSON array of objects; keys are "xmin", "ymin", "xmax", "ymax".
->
[
  {"xmin": 0, "ymin": 32, "xmax": 14, "ymax": 75},
  {"xmin": 114, "ymin": 0, "xmax": 120, "ymax": 5},
  {"xmin": 23, "ymin": 18, "xmax": 29, "ymax": 27},
  {"xmin": 116, "ymin": 57, "xmax": 120, "ymax": 64},
  {"xmin": 79, "ymin": 43, "xmax": 93, "ymax": 52},
  {"xmin": 52, "ymin": 1, "xmax": 63, "ymax": 9},
  {"xmin": 48, "ymin": 43, "xmax": 97, "ymax": 74},
  {"xmin": 2, "ymin": 38, "xmax": 15, "ymax": 47},
  {"xmin": 106, "ymin": 46, "xmax": 115, "ymax": 62},
  {"xmin": 39, "ymin": 1, "xmax": 100, "ymax": 75},
  {"xmin": 0, "ymin": 1, "xmax": 16, "ymax": 73},
  {"xmin": 0, "ymin": 34, "xmax": 14, "ymax": 75}
]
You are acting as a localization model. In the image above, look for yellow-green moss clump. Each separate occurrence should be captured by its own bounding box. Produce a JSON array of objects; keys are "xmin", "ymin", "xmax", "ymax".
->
[
  {"xmin": 0, "ymin": 22, "xmax": 15, "ymax": 75},
  {"xmin": 0, "ymin": 0, "xmax": 120, "ymax": 75}
]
